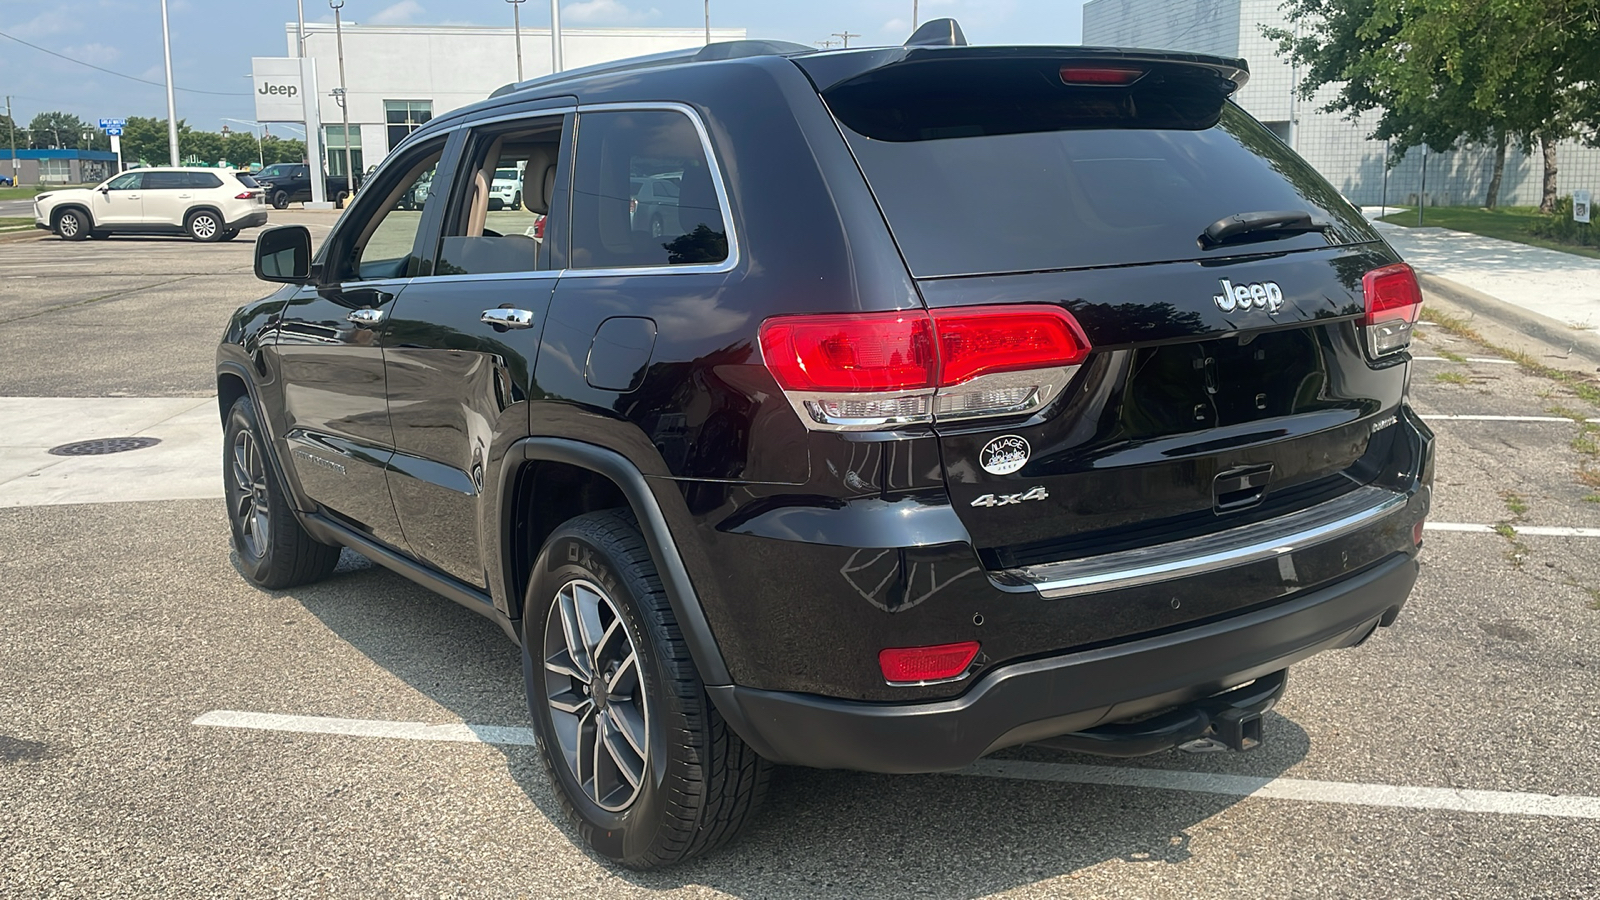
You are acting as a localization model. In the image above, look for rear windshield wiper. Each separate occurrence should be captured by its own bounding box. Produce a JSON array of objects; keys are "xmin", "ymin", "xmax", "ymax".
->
[{"xmin": 1199, "ymin": 210, "xmax": 1329, "ymax": 249}]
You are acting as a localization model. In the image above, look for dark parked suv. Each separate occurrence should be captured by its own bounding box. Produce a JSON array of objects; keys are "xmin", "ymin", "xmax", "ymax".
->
[{"xmin": 218, "ymin": 20, "xmax": 1433, "ymax": 868}]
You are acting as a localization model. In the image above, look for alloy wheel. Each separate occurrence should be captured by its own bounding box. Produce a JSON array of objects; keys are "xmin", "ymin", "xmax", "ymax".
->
[
  {"xmin": 229, "ymin": 430, "xmax": 270, "ymax": 558},
  {"xmin": 542, "ymin": 578, "xmax": 650, "ymax": 812},
  {"xmin": 191, "ymin": 215, "xmax": 218, "ymax": 240},
  {"xmin": 58, "ymin": 213, "xmax": 79, "ymax": 237}
]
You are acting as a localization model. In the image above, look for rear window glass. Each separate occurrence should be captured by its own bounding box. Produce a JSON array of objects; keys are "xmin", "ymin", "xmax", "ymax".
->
[
  {"xmin": 827, "ymin": 63, "xmax": 1375, "ymax": 277},
  {"xmin": 237, "ymin": 174, "xmax": 260, "ymax": 188}
]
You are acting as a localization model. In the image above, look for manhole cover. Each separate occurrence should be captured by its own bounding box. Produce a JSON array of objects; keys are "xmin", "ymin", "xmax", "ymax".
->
[{"xmin": 47, "ymin": 437, "xmax": 162, "ymax": 457}]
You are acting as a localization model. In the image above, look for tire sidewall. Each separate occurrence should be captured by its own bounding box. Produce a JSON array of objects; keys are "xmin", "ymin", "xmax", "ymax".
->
[
  {"xmin": 524, "ymin": 525, "xmax": 676, "ymax": 862},
  {"xmin": 56, "ymin": 210, "xmax": 86, "ymax": 240},
  {"xmin": 224, "ymin": 399, "xmax": 273, "ymax": 583},
  {"xmin": 188, "ymin": 211, "xmax": 222, "ymax": 242},
  {"xmin": 272, "ymin": 191, "xmax": 290, "ymax": 209}
]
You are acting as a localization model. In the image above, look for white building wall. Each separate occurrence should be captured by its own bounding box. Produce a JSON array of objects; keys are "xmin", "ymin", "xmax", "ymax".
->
[
  {"xmin": 291, "ymin": 24, "xmax": 746, "ymax": 160},
  {"xmin": 1083, "ymin": 0, "xmax": 1600, "ymax": 207}
]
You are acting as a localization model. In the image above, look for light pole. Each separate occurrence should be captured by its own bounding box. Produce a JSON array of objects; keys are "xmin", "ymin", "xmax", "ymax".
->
[
  {"xmin": 507, "ymin": 0, "xmax": 526, "ymax": 81},
  {"xmin": 330, "ymin": 0, "xmax": 353, "ymax": 202},
  {"xmin": 705, "ymin": 0, "xmax": 710, "ymax": 45},
  {"xmin": 913, "ymin": 1, "xmax": 919, "ymax": 28},
  {"xmin": 296, "ymin": 0, "xmax": 307, "ymax": 57},
  {"xmin": 550, "ymin": 0, "xmax": 564, "ymax": 73},
  {"xmin": 160, "ymin": 0, "xmax": 180, "ymax": 166}
]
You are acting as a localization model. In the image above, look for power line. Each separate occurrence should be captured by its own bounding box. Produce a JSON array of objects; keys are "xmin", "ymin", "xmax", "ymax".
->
[{"xmin": 0, "ymin": 28, "xmax": 249, "ymax": 97}]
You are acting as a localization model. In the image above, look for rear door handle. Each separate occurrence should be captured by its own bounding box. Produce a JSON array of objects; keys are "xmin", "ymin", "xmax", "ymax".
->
[
  {"xmin": 481, "ymin": 308, "xmax": 535, "ymax": 329},
  {"xmin": 347, "ymin": 308, "xmax": 386, "ymax": 325}
]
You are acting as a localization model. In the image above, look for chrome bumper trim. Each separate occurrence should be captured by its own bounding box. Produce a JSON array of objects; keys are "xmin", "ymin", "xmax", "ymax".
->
[{"xmin": 995, "ymin": 484, "xmax": 1410, "ymax": 599}]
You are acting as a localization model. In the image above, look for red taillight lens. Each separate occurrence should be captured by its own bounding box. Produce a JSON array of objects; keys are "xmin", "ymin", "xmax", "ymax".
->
[
  {"xmin": 933, "ymin": 305, "xmax": 1092, "ymax": 386},
  {"xmin": 759, "ymin": 312, "xmax": 936, "ymax": 392},
  {"xmin": 879, "ymin": 641, "xmax": 980, "ymax": 684},
  {"xmin": 1362, "ymin": 263, "xmax": 1423, "ymax": 356},
  {"xmin": 1060, "ymin": 66, "xmax": 1145, "ymax": 85},
  {"xmin": 236, "ymin": 191, "xmax": 257, "ymax": 199}
]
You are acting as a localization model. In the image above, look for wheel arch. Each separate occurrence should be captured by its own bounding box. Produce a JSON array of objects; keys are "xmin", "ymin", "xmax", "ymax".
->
[
  {"xmin": 52, "ymin": 204, "xmax": 93, "ymax": 228},
  {"xmin": 185, "ymin": 204, "xmax": 225, "ymax": 226},
  {"xmin": 499, "ymin": 438, "xmax": 731, "ymax": 686}
]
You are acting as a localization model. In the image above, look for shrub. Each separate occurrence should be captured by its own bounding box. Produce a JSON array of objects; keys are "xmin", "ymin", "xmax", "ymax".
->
[{"xmin": 1527, "ymin": 196, "xmax": 1596, "ymax": 247}]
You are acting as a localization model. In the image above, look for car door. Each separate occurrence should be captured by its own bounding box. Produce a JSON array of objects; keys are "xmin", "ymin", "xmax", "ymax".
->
[
  {"xmin": 380, "ymin": 108, "xmax": 571, "ymax": 601},
  {"xmin": 271, "ymin": 135, "xmax": 457, "ymax": 551},
  {"xmin": 90, "ymin": 171, "xmax": 144, "ymax": 225},
  {"xmin": 140, "ymin": 170, "xmax": 193, "ymax": 228}
]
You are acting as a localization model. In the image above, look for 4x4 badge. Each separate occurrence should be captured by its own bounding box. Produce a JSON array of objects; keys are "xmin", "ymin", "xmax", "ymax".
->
[
  {"xmin": 1213, "ymin": 278, "xmax": 1285, "ymax": 314},
  {"xmin": 971, "ymin": 486, "xmax": 1049, "ymax": 508},
  {"xmin": 979, "ymin": 435, "xmax": 1030, "ymax": 475}
]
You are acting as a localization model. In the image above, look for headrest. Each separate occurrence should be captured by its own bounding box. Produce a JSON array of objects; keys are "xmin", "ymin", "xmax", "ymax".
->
[{"xmin": 521, "ymin": 145, "xmax": 558, "ymax": 214}]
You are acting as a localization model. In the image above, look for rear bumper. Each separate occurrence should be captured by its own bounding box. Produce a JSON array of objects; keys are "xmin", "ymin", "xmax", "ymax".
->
[
  {"xmin": 227, "ymin": 210, "xmax": 269, "ymax": 230},
  {"xmin": 709, "ymin": 551, "xmax": 1417, "ymax": 773}
]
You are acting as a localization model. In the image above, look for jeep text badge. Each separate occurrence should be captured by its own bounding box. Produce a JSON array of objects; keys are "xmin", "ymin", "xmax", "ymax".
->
[
  {"xmin": 979, "ymin": 435, "xmax": 1030, "ymax": 475},
  {"xmin": 1213, "ymin": 279, "xmax": 1285, "ymax": 314}
]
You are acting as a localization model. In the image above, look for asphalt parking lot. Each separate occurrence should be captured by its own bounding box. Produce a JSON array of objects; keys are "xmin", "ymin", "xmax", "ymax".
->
[{"xmin": 3, "ymin": 221, "xmax": 1599, "ymax": 898}]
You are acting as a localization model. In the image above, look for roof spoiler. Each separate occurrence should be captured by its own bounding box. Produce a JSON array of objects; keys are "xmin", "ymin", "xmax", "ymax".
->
[{"xmin": 906, "ymin": 18, "xmax": 967, "ymax": 47}]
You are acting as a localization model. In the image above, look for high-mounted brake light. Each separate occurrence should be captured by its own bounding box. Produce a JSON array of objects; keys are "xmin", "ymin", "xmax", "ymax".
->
[
  {"xmin": 879, "ymin": 641, "xmax": 980, "ymax": 685},
  {"xmin": 1060, "ymin": 66, "xmax": 1145, "ymax": 86},
  {"xmin": 759, "ymin": 306, "xmax": 1092, "ymax": 431},
  {"xmin": 1362, "ymin": 263, "xmax": 1423, "ymax": 357}
]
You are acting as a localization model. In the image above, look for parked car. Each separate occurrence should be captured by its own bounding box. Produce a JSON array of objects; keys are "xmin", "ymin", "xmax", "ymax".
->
[
  {"xmin": 629, "ymin": 172, "xmax": 682, "ymax": 236},
  {"xmin": 253, "ymin": 162, "xmax": 362, "ymax": 208},
  {"xmin": 490, "ymin": 166, "xmax": 523, "ymax": 210},
  {"xmin": 34, "ymin": 167, "xmax": 267, "ymax": 241},
  {"xmin": 0, "ymin": 173, "xmax": 13, "ymax": 187},
  {"xmin": 220, "ymin": 19, "xmax": 1432, "ymax": 869}
]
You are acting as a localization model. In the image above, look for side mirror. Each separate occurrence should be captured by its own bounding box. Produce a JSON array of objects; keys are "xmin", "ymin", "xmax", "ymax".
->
[
  {"xmin": 99, "ymin": 186, "xmax": 110, "ymax": 194},
  {"xmin": 255, "ymin": 225, "xmax": 314, "ymax": 284}
]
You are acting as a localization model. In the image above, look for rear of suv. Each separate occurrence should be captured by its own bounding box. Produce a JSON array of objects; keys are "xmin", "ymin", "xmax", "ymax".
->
[
  {"xmin": 35, "ymin": 166, "xmax": 267, "ymax": 241},
  {"xmin": 217, "ymin": 20, "xmax": 1432, "ymax": 869}
]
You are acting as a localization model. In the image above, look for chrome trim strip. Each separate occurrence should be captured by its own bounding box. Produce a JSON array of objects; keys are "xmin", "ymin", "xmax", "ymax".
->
[{"xmin": 997, "ymin": 485, "xmax": 1409, "ymax": 599}]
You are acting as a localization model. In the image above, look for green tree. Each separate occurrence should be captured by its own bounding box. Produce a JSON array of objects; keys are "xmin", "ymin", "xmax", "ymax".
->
[
  {"xmin": 181, "ymin": 130, "xmax": 225, "ymax": 166},
  {"xmin": 1269, "ymin": 0, "xmax": 1600, "ymax": 211},
  {"xmin": 26, "ymin": 111, "xmax": 89, "ymax": 149},
  {"xmin": 259, "ymin": 135, "xmax": 306, "ymax": 166},
  {"xmin": 120, "ymin": 116, "xmax": 192, "ymax": 166},
  {"xmin": 224, "ymin": 131, "xmax": 263, "ymax": 168}
]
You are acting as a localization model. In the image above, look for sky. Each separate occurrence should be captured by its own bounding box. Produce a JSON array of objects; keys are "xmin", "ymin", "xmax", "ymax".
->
[{"xmin": 0, "ymin": 0, "xmax": 1086, "ymax": 135}]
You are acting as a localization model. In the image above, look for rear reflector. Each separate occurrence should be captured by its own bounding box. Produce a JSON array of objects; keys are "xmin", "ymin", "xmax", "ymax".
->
[
  {"xmin": 879, "ymin": 641, "xmax": 980, "ymax": 684},
  {"xmin": 1362, "ymin": 263, "xmax": 1424, "ymax": 357},
  {"xmin": 1060, "ymin": 66, "xmax": 1145, "ymax": 86}
]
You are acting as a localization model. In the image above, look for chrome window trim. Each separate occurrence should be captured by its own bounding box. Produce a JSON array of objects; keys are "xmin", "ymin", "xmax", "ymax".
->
[{"xmin": 995, "ymin": 485, "xmax": 1411, "ymax": 599}]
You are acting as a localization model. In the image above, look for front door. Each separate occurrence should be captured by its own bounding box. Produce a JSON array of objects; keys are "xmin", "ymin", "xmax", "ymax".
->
[
  {"xmin": 381, "ymin": 111, "xmax": 570, "ymax": 598},
  {"xmin": 271, "ymin": 136, "xmax": 453, "ymax": 550},
  {"xmin": 90, "ymin": 171, "xmax": 144, "ymax": 225}
]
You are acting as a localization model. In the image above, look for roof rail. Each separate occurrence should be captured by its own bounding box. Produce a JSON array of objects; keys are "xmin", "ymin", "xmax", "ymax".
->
[{"xmin": 488, "ymin": 38, "xmax": 815, "ymax": 99}]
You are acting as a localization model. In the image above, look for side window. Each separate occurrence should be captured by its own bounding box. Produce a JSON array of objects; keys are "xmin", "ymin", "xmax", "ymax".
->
[
  {"xmin": 434, "ymin": 115, "xmax": 564, "ymax": 277},
  {"xmin": 333, "ymin": 144, "xmax": 445, "ymax": 282},
  {"xmin": 107, "ymin": 172, "xmax": 142, "ymax": 190},
  {"xmin": 294, "ymin": 166, "xmax": 308, "ymax": 179},
  {"xmin": 569, "ymin": 109, "xmax": 728, "ymax": 270},
  {"xmin": 144, "ymin": 171, "xmax": 184, "ymax": 190},
  {"xmin": 188, "ymin": 172, "xmax": 223, "ymax": 189}
]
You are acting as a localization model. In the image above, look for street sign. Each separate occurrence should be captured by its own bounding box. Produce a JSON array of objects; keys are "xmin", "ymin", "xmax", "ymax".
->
[
  {"xmin": 1575, "ymin": 190, "xmax": 1592, "ymax": 225},
  {"xmin": 105, "ymin": 126, "xmax": 123, "ymax": 137},
  {"xmin": 98, "ymin": 118, "xmax": 125, "ymax": 130}
]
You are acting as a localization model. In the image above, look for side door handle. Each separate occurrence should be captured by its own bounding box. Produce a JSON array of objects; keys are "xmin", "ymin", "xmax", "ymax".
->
[
  {"xmin": 347, "ymin": 308, "xmax": 386, "ymax": 325},
  {"xmin": 481, "ymin": 308, "xmax": 535, "ymax": 330}
]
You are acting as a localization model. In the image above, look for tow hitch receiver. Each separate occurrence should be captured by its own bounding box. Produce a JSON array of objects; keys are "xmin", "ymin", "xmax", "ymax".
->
[{"xmin": 1032, "ymin": 670, "xmax": 1285, "ymax": 758}]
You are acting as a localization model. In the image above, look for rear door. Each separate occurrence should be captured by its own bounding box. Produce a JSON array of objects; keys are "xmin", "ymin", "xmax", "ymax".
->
[
  {"xmin": 139, "ymin": 170, "xmax": 188, "ymax": 227},
  {"xmin": 813, "ymin": 53, "xmax": 1409, "ymax": 570}
]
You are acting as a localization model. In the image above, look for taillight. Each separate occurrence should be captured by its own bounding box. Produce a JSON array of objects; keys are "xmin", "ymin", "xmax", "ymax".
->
[
  {"xmin": 759, "ymin": 305, "xmax": 1091, "ymax": 430},
  {"xmin": 1362, "ymin": 263, "xmax": 1423, "ymax": 357},
  {"xmin": 235, "ymin": 191, "xmax": 257, "ymax": 200},
  {"xmin": 1060, "ymin": 66, "xmax": 1145, "ymax": 86},
  {"xmin": 879, "ymin": 641, "xmax": 980, "ymax": 685}
]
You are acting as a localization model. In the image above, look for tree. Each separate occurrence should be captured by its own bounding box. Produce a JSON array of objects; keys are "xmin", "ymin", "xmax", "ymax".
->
[
  {"xmin": 1269, "ymin": 0, "xmax": 1600, "ymax": 212},
  {"xmin": 180, "ymin": 130, "xmax": 224, "ymax": 166},
  {"xmin": 259, "ymin": 135, "xmax": 306, "ymax": 166},
  {"xmin": 224, "ymin": 131, "xmax": 263, "ymax": 168},
  {"xmin": 120, "ymin": 116, "xmax": 191, "ymax": 166},
  {"xmin": 26, "ymin": 111, "xmax": 88, "ymax": 149}
]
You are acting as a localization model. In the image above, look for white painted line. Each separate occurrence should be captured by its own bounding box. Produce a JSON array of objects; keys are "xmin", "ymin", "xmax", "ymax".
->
[
  {"xmin": 959, "ymin": 760, "xmax": 1600, "ymax": 820},
  {"xmin": 1419, "ymin": 414, "xmax": 1600, "ymax": 423},
  {"xmin": 1426, "ymin": 523, "xmax": 1600, "ymax": 537},
  {"xmin": 1413, "ymin": 356, "xmax": 1517, "ymax": 365},
  {"xmin": 194, "ymin": 710, "xmax": 1600, "ymax": 821},
  {"xmin": 193, "ymin": 710, "xmax": 539, "ymax": 746}
]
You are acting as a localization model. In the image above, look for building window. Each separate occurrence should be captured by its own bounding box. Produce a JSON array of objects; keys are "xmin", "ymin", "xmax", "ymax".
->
[
  {"xmin": 385, "ymin": 100, "xmax": 433, "ymax": 152},
  {"xmin": 325, "ymin": 124, "xmax": 364, "ymax": 177},
  {"xmin": 39, "ymin": 158, "xmax": 72, "ymax": 184},
  {"xmin": 1262, "ymin": 121, "xmax": 1292, "ymax": 144}
]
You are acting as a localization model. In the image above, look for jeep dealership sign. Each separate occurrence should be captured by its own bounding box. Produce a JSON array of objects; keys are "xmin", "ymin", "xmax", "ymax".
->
[{"xmin": 252, "ymin": 58, "xmax": 307, "ymax": 123}]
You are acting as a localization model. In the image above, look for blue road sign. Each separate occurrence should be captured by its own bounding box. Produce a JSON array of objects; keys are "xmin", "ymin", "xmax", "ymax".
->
[
  {"xmin": 98, "ymin": 118, "xmax": 126, "ymax": 130},
  {"xmin": 105, "ymin": 127, "xmax": 123, "ymax": 136}
]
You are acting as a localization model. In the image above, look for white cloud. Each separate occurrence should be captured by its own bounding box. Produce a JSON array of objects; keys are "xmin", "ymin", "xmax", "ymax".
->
[
  {"xmin": 561, "ymin": 0, "xmax": 662, "ymax": 25},
  {"xmin": 61, "ymin": 43, "xmax": 122, "ymax": 66},
  {"xmin": 369, "ymin": 1, "xmax": 426, "ymax": 26},
  {"xmin": 12, "ymin": 9, "xmax": 80, "ymax": 40}
]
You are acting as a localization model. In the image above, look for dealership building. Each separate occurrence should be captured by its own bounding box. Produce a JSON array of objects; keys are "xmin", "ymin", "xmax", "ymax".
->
[
  {"xmin": 283, "ymin": 22, "xmax": 746, "ymax": 178},
  {"xmin": 1083, "ymin": 0, "xmax": 1600, "ymax": 207}
]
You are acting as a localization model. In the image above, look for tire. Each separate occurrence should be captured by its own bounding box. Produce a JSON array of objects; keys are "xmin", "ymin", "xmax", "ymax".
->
[
  {"xmin": 187, "ymin": 210, "xmax": 223, "ymax": 242},
  {"xmin": 512, "ymin": 191, "xmax": 522, "ymax": 210},
  {"xmin": 54, "ymin": 208, "xmax": 89, "ymax": 240},
  {"xmin": 218, "ymin": 229, "xmax": 240, "ymax": 242},
  {"xmin": 335, "ymin": 190, "xmax": 349, "ymax": 208},
  {"xmin": 525, "ymin": 509, "xmax": 770, "ymax": 869},
  {"xmin": 223, "ymin": 397, "xmax": 341, "ymax": 590},
  {"xmin": 271, "ymin": 190, "xmax": 290, "ymax": 210},
  {"xmin": 87, "ymin": 230, "xmax": 109, "ymax": 240}
]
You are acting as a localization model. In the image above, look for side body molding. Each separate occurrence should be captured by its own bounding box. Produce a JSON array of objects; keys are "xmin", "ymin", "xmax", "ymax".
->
[{"xmin": 500, "ymin": 438, "xmax": 733, "ymax": 686}]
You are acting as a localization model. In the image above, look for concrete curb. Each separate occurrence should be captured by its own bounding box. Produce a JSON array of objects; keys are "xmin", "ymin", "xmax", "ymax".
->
[
  {"xmin": 1417, "ymin": 272, "xmax": 1600, "ymax": 368},
  {"xmin": 0, "ymin": 229, "xmax": 48, "ymax": 244}
]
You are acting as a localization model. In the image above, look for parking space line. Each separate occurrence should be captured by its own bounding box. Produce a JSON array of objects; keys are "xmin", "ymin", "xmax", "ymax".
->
[
  {"xmin": 1419, "ymin": 414, "xmax": 1600, "ymax": 423},
  {"xmin": 1425, "ymin": 523, "xmax": 1600, "ymax": 537},
  {"xmin": 193, "ymin": 710, "xmax": 1600, "ymax": 820}
]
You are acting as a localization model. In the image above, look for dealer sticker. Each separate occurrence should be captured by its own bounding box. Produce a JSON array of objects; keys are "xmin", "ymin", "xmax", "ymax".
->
[{"xmin": 979, "ymin": 435, "xmax": 1031, "ymax": 475}]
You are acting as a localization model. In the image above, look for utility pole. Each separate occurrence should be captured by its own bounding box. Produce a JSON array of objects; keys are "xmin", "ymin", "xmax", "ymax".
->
[
  {"xmin": 550, "ymin": 0, "xmax": 564, "ymax": 73},
  {"xmin": 507, "ymin": 0, "xmax": 525, "ymax": 81},
  {"xmin": 814, "ymin": 39, "xmax": 839, "ymax": 48},
  {"xmin": 160, "ymin": 0, "xmax": 180, "ymax": 166},
  {"xmin": 914, "ymin": 1, "xmax": 919, "ymax": 28},
  {"xmin": 331, "ymin": 0, "xmax": 353, "ymax": 202},
  {"xmin": 5, "ymin": 96, "xmax": 17, "ymax": 186},
  {"xmin": 296, "ymin": 0, "xmax": 307, "ymax": 56},
  {"xmin": 832, "ymin": 30, "xmax": 861, "ymax": 48},
  {"xmin": 705, "ymin": 0, "xmax": 711, "ymax": 45}
]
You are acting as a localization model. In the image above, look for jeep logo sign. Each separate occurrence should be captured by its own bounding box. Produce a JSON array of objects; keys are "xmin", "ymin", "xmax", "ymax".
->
[
  {"xmin": 1213, "ymin": 279, "xmax": 1285, "ymax": 314},
  {"xmin": 251, "ymin": 57, "xmax": 309, "ymax": 123}
]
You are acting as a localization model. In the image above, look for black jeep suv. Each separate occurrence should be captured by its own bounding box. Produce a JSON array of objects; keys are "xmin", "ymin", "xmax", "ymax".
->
[{"xmin": 217, "ymin": 20, "xmax": 1433, "ymax": 868}]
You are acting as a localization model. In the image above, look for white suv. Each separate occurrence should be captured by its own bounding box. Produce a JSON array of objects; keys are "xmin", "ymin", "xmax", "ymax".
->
[{"xmin": 34, "ymin": 167, "xmax": 269, "ymax": 242}]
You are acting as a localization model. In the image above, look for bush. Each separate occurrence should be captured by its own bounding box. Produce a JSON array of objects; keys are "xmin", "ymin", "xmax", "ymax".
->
[{"xmin": 1527, "ymin": 196, "xmax": 1596, "ymax": 247}]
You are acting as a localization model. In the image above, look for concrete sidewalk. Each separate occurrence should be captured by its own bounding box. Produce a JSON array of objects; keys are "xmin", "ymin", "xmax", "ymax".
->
[{"xmin": 1363, "ymin": 208, "xmax": 1600, "ymax": 343}]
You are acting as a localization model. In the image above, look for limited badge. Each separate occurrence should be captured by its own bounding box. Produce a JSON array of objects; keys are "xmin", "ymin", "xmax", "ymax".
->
[{"xmin": 979, "ymin": 435, "xmax": 1030, "ymax": 475}]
